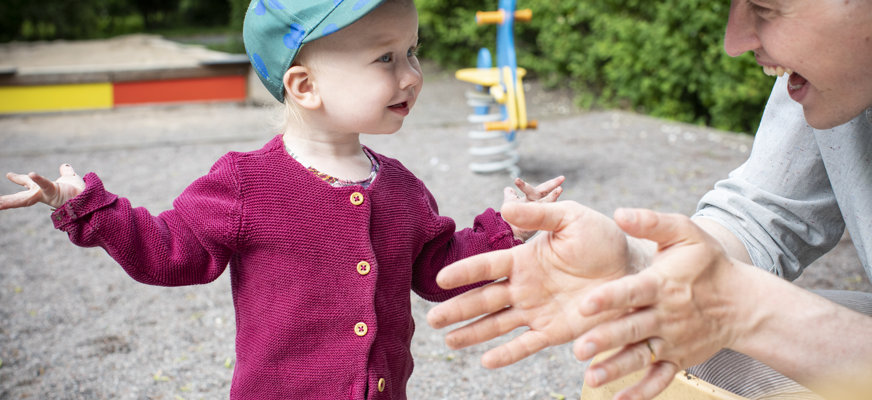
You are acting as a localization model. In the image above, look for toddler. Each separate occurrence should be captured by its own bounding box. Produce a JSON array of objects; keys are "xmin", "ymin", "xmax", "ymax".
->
[{"xmin": 0, "ymin": 0, "xmax": 563, "ymax": 398}]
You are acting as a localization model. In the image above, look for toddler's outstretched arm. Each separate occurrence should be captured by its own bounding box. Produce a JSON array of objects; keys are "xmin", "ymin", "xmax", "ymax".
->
[
  {"xmin": 503, "ymin": 175, "xmax": 565, "ymax": 241},
  {"xmin": 0, "ymin": 164, "xmax": 85, "ymax": 210}
]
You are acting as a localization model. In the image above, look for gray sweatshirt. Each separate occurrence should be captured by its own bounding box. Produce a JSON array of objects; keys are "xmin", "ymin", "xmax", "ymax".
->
[{"xmin": 695, "ymin": 76, "xmax": 872, "ymax": 280}]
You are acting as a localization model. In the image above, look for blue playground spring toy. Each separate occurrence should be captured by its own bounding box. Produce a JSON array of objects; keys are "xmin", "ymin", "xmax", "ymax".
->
[{"xmin": 455, "ymin": 0, "xmax": 537, "ymax": 177}]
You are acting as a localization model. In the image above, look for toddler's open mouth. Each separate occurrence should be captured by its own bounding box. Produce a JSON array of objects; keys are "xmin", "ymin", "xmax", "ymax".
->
[{"xmin": 388, "ymin": 101, "xmax": 411, "ymax": 116}]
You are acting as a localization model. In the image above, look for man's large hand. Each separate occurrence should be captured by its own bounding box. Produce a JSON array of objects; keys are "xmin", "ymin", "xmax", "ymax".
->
[
  {"xmin": 427, "ymin": 200, "xmax": 640, "ymax": 368},
  {"xmin": 573, "ymin": 209, "xmax": 743, "ymax": 400}
]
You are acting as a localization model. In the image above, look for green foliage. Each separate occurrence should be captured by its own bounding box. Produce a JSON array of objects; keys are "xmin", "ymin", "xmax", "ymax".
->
[
  {"xmin": 229, "ymin": 0, "xmax": 250, "ymax": 32},
  {"xmin": 417, "ymin": 0, "xmax": 493, "ymax": 65},
  {"xmin": 178, "ymin": 0, "xmax": 231, "ymax": 27},
  {"xmin": 418, "ymin": 0, "xmax": 772, "ymax": 134},
  {"xmin": 1, "ymin": 0, "xmax": 140, "ymax": 41},
  {"xmin": 1, "ymin": 0, "xmax": 231, "ymax": 42}
]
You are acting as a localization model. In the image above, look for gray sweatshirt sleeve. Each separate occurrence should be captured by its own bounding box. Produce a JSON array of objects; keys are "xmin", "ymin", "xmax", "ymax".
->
[{"xmin": 694, "ymin": 77, "xmax": 845, "ymax": 280}]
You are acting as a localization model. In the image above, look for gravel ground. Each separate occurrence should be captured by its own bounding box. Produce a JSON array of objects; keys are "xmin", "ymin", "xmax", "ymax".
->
[{"xmin": 1, "ymin": 41, "xmax": 869, "ymax": 400}]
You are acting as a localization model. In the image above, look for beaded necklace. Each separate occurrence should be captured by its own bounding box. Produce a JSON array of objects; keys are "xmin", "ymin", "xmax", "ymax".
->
[{"xmin": 286, "ymin": 145, "xmax": 379, "ymax": 188}]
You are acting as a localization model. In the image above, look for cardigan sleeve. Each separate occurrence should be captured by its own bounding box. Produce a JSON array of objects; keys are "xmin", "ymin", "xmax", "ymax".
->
[
  {"xmin": 52, "ymin": 154, "xmax": 243, "ymax": 286},
  {"xmin": 410, "ymin": 181, "xmax": 520, "ymax": 302}
]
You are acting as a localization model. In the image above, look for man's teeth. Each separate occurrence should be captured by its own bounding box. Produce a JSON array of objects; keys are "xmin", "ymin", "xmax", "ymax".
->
[
  {"xmin": 763, "ymin": 65, "xmax": 793, "ymax": 77},
  {"xmin": 788, "ymin": 80, "xmax": 805, "ymax": 91}
]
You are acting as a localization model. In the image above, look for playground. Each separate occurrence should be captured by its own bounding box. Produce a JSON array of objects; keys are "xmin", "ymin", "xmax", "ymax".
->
[{"xmin": 0, "ymin": 32, "xmax": 868, "ymax": 399}]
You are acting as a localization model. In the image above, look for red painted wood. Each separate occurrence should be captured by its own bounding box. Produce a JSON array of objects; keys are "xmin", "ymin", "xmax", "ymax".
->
[{"xmin": 113, "ymin": 76, "xmax": 246, "ymax": 105}]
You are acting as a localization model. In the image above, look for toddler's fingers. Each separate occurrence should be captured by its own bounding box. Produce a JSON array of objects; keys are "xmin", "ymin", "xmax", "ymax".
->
[
  {"xmin": 513, "ymin": 177, "xmax": 531, "ymax": 191},
  {"xmin": 532, "ymin": 175, "xmax": 565, "ymax": 193},
  {"xmin": 28, "ymin": 172, "xmax": 57, "ymax": 193},
  {"xmin": 541, "ymin": 186, "xmax": 563, "ymax": 202},
  {"xmin": 517, "ymin": 176, "xmax": 565, "ymax": 201},
  {"xmin": 58, "ymin": 164, "xmax": 78, "ymax": 177},
  {"xmin": 6, "ymin": 172, "xmax": 36, "ymax": 189},
  {"xmin": 0, "ymin": 190, "xmax": 37, "ymax": 209},
  {"xmin": 538, "ymin": 175, "xmax": 565, "ymax": 189},
  {"xmin": 503, "ymin": 186, "xmax": 520, "ymax": 203},
  {"xmin": 515, "ymin": 177, "xmax": 551, "ymax": 200}
]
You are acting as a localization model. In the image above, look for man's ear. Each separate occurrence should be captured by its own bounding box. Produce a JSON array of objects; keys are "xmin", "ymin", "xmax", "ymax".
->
[{"xmin": 283, "ymin": 66, "xmax": 321, "ymax": 110}]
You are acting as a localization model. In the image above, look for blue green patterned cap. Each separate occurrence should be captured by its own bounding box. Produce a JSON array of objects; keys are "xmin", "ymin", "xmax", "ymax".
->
[{"xmin": 243, "ymin": 0, "xmax": 387, "ymax": 102}]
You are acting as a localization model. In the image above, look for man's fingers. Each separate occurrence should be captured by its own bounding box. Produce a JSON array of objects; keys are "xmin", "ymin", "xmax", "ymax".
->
[
  {"xmin": 614, "ymin": 208, "xmax": 701, "ymax": 250},
  {"xmin": 615, "ymin": 361, "xmax": 680, "ymax": 400},
  {"xmin": 427, "ymin": 280, "xmax": 512, "ymax": 329},
  {"xmin": 579, "ymin": 272, "xmax": 660, "ymax": 316},
  {"xmin": 574, "ymin": 308, "xmax": 660, "ymax": 360},
  {"xmin": 441, "ymin": 305, "xmax": 524, "ymax": 350},
  {"xmin": 436, "ymin": 248, "xmax": 515, "ymax": 290},
  {"xmin": 481, "ymin": 328, "xmax": 552, "ymax": 369},
  {"xmin": 500, "ymin": 201, "xmax": 581, "ymax": 233},
  {"xmin": 584, "ymin": 341, "xmax": 654, "ymax": 388}
]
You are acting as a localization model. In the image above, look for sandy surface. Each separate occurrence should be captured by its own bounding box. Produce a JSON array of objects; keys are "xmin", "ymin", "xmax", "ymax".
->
[
  {"xmin": 0, "ymin": 34, "xmax": 242, "ymax": 74},
  {"xmin": 0, "ymin": 36, "xmax": 869, "ymax": 400}
]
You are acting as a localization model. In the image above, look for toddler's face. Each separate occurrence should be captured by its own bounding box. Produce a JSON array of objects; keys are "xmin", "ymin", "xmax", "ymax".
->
[{"xmin": 304, "ymin": 0, "xmax": 423, "ymax": 135}]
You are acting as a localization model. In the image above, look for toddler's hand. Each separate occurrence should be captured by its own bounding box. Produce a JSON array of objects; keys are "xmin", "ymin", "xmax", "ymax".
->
[
  {"xmin": 0, "ymin": 164, "xmax": 85, "ymax": 210},
  {"xmin": 503, "ymin": 175, "xmax": 564, "ymax": 241}
]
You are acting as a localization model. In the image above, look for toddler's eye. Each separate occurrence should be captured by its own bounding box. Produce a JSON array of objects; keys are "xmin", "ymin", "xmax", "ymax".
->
[
  {"xmin": 407, "ymin": 44, "xmax": 420, "ymax": 58},
  {"xmin": 378, "ymin": 54, "xmax": 393, "ymax": 63}
]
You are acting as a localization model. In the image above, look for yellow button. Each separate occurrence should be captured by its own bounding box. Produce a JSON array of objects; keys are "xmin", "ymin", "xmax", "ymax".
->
[
  {"xmin": 354, "ymin": 322, "xmax": 368, "ymax": 336},
  {"xmin": 378, "ymin": 378, "xmax": 386, "ymax": 392},
  {"xmin": 356, "ymin": 261, "xmax": 371, "ymax": 276},
  {"xmin": 350, "ymin": 192, "xmax": 364, "ymax": 206}
]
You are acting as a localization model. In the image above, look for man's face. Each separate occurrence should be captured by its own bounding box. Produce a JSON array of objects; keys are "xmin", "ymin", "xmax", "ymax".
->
[{"xmin": 724, "ymin": 0, "xmax": 872, "ymax": 129}]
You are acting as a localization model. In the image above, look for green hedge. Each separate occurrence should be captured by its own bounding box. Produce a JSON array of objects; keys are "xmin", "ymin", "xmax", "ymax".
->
[
  {"xmin": 417, "ymin": 0, "xmax": 772, "ymax": 134},
  {"xmin": 1, "ymin": 0, "xmax": 231, "ymax": 42}
]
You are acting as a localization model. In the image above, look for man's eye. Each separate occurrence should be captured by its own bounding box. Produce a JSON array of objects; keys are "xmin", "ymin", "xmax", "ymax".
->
[
  {"xmin": 379, "ymin": 54, "xmax": 392, "ymax": 63},
  {"xmin": 748, "ymin": 1, "xmax": 776, "ymax": 17}
]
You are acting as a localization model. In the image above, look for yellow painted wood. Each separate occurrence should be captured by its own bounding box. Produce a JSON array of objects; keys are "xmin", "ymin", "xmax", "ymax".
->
[
  {"xmin": 455, "ymin": 67, "xmax": 526, "ymax": 87},
  {"xmin": 501, "ymin": 66, "xmax": 519, "ymax": 129},
  {"xmin": 0, "ymin": 83, "xmax": 113, "ymax": 113}
]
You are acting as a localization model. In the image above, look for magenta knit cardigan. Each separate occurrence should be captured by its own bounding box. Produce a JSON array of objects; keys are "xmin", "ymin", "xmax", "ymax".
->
[{"xmin": 50, "ymin": 135, "xmax": 520, "ymax": 399}]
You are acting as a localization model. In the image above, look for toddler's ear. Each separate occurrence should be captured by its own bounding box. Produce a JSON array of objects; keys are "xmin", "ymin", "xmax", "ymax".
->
[{"xmin": 283, "ymin": 66, "xmax": 321, "ymax": 109}]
